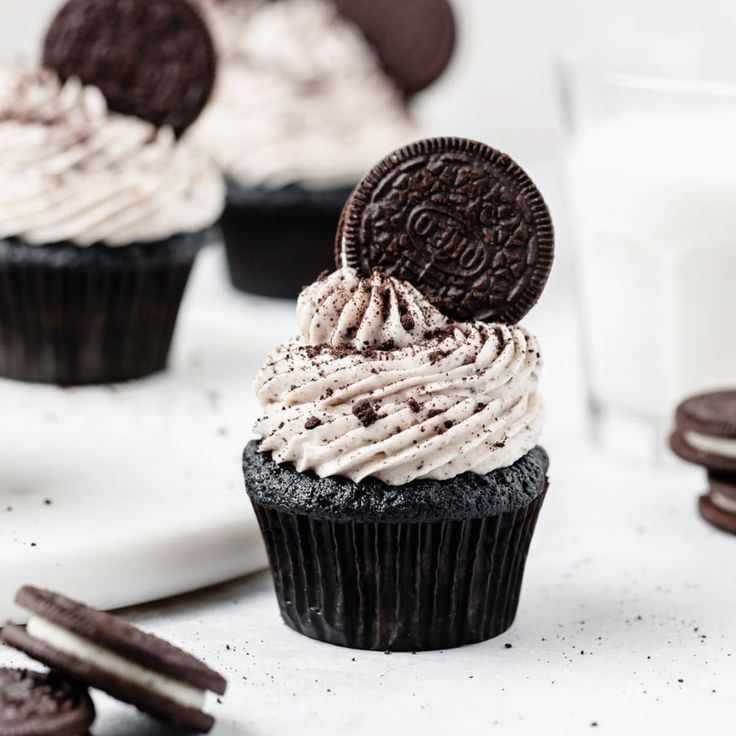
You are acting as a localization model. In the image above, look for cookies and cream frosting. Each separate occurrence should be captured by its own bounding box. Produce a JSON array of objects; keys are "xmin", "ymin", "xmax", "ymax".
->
[
  {"xmin": 0, "ymin": 67, "xmax": 224, "ymax": 247},
  {"xmin": 192, "ymin": 0, "xmax": 420, "ymax": 189},
  {"xmin": 254, "ymin": 268, "xmax": 544, "ymax": 485}
]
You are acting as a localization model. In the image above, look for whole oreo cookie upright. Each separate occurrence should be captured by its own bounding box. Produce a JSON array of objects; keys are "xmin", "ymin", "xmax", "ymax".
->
[
  {"xmin": 0, "ymin": 668, "xmax": 95, "ymax": 736},
  {"xmin": 336, "ymin": 137, "xmax": 554, "ymax": 324},
  {"xmin": 43, "ymin": 0, "xmax": 216, "ymax": 136},
  {"xmin": 333, "ymin": 0, "xmax": 456, "ymax": 94}
]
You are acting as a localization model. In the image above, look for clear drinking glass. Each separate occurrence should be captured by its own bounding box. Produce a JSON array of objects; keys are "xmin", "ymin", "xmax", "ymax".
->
[{"xmin": 560, "ymin": 37, "xmax": 736, "ymax": 462}]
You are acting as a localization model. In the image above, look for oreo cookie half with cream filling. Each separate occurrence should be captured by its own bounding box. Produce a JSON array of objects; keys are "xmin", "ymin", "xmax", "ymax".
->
[
  {"xmin": 2, "ymin": 587, "xmax": 227, "ymax": 733},
  {"xmin": 670, "ymin": 390, "xmax": 736, "ymax": 473}
]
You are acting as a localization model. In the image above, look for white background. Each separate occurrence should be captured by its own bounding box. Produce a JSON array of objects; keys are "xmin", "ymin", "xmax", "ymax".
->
[{"xmin": 4, "ymin": 0, "xmax": 736, "ymax": 150}]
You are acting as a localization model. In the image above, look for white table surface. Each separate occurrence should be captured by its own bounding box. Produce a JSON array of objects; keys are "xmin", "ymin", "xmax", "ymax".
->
[{"xmin": 2, "ymin": 179, "xmax": 736, "ymax": 733}]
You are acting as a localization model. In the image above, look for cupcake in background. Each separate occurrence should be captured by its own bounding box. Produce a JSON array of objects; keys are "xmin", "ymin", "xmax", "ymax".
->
[
  {"xmin": 243, "ymin": 138, "xmax": 555, "ymax": 651},
  {"xmin": 192, "ymin": 0, "xmax": 455, "ymax": 298},
  {"xmin": 0, "ymin": 0, "xmax": 224, "ymax": 385}
]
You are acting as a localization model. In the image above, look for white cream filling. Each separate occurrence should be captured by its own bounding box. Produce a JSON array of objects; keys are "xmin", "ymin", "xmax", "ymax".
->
[
  {"xmin": 711, "ymin": 490, "xmax": 736, "ymax": 514},
  {"xmin": 685, "ymin": 431, "xmax": 736, "ymax": 459},
  {"xmin": 26, "ymin": 616, "xmax": 206, "ymax": 711}
]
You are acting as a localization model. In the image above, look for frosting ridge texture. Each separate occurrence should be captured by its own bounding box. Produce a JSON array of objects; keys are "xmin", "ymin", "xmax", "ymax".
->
[
  {"xmin": 0, "ymin": 67, "xmax": 224, "ymax": 247},
  {"xmin": 254, "ymin": 268, "xmax": 544, "ymax": 485}
]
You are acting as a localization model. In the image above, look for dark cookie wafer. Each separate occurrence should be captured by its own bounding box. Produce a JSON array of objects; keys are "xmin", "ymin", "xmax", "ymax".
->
[
  {"xmin": 2, "ymin": 587, "xmax": 226, "ymax": 734},
  {"xmin": 708, "ymin": 471, "xmax": 736, "ymax": 502},
  {"xmin": 43, "ymin": 0, "xmax": 216, "ymax": 136},
  {"xmin": 0, "ymin": 668, "xmax": 94, "ymax": 736},
  {"xmin": 336, "ymin": 137, "xmax": 554, "ymax": 324},
  {"xmin": 699, "ymin": 493, "xmax": 736, "ymax": 535},
  {"xmin": 675, "ymin": 390, "xmax": 736, "ymax": 438},
  {"xmin": 333, "ymin": 0, "xmax": 456, "ymax": 94}
]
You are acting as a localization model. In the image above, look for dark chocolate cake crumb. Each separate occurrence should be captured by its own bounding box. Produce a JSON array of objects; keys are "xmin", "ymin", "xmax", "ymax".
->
[
  {"xmin": 243, "ymin": 442, "xmax": 549, "ymax": 523},
  {"xmin": 353, "ymin": 400, "xmax": 380, "ymax": 427},
  {"xmin": 444, "ymin": 420, "xmax": 454, "ymax": 429},
  {"xmin": 504, "ymin": 643, "xmax": 513, "ymax": 649},
  {"xmin": 407, "ymin": 398, "xmax": 421, "ymax": 413},
  {"xmin": 427, "ymin": 408, "xmax": 442, "ymax": 419},
  {"xmin": 305, "ymin": 417, "xmax": 322, "ymax": 430},
  {"xmin": 400, "ymin": 313, "xmax": 415, "ymax": 331}
]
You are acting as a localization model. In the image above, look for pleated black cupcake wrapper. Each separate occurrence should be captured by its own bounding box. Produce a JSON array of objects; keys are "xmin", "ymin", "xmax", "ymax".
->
[
  {"xmin": 0, "ymin": 236, "xmax": 204, "ymax": 385},
  {"xmin": 251, "ymin": 490, "xmax": 546, "ymax": 651}
]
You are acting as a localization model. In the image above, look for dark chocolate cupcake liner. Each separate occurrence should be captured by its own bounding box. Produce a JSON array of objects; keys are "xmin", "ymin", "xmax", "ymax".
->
[
  {"xmin": 0, "ymin": 229, "xmax": 211, "ymax": 385},
  {"xmin": 221, "ymin": 180, "xmax": 353, "ymax": 299},
  {"xmin": 250, "ymin": 489, "xmax": 546, "ymax": 651}
]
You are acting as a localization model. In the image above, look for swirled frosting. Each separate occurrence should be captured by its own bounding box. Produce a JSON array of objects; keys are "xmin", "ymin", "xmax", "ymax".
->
[
  {"xmin": 0, "ymin": 67, "xmax": 224, "ymax": 247},
  {"xmin": 254, "ymin": 269, "xmax": 544, "ymax": 485},
  {"xmin": 191, "ymin": 0, "xmax": 420, "ymax": 189}
]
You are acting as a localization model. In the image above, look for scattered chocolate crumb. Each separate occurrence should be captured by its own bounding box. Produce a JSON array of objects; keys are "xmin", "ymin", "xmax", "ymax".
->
[
  {"xmin": 504, "ymin": 643, "xmax": 512, "ymax": 649},
  {"xmin": 353, "ymin": 400, "xmax": 379, "ymax": 427},
  {"xmin": 384, "ymin": 650, "xmax": 392, "ymax": 655},
  {"xmin": 591, "ymin": 723, "xmax": 598, "ymax": 728},
  {"xmin": 305, "ymin": 417, "xmax": 322, "ymax": 430},
  {"xmin": 477, "ymin": 402, "xmax": 487, "ymax": 412},
  {"xmin": 43, "ymin": 499, "xmax": 52, "ymax": 506},
  {"xmin": 407, "ymin": 398, "xmax": 421, "ymax": 413},
  {"xmin": 444, "ymin": 420, "xmax": 454, "ymax": 429},
  {"xmin": 30, "ymin": 543, "xmax": 36, "ymax": 548},
  {"xmin": 400, "ymin": 313, "xmax": 415, "ymax": 331},
  {"xmin": 427, "ymin": 409, "xmax": 442, "ymax": 419}
]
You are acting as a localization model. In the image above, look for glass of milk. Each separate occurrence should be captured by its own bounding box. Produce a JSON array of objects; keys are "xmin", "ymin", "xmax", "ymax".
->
[{"xmin": 560, "ymin": 38, "xmax": 736, "ymax": 462}]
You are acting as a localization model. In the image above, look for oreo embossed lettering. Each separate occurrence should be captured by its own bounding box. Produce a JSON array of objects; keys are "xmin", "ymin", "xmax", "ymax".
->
[{"xmin": 407, "ymin": 207, "xmax": 487, "ymax": 278}]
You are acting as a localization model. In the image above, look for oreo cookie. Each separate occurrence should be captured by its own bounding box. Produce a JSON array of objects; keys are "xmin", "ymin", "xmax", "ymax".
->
[
  {"xmin": 697, "ymin": 472, "xmax": 736, "ymax": 535},
  {"xmin": 0, "ymin": 668, "xmax": 94, "ymax": 736},
  {"xmin": 43, "ymin": 0, "xmax": 216, "ymax": 136},
  {"xmin": 2, "ymin": 587, "xmax": 227, "ymax": 734},
  {"xmin": 333, "ymin": 0, "xmax": 456, "ymax": 94},
  {"xmin": 670, "ymin": 390, "xmax": 736, "ymax": 473},
  {"xmin": 336, "ymin": 137, "xmax": 554, "ymax": 324}
]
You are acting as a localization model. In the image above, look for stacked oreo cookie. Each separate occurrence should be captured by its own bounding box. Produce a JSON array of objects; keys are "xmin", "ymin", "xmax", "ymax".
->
[
  {"xmin": 671, "ymin": 391, "xmax": 736, "ymax": 534},
  {"xmin": 1, "ymin": 586, "xmax": 226, "ymax": 734}
]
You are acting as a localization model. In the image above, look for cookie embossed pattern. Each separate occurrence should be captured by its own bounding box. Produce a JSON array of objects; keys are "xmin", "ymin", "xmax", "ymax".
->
[{"xmin": 337, "ymin": 137, "xmax": 554, "ymax": 324}]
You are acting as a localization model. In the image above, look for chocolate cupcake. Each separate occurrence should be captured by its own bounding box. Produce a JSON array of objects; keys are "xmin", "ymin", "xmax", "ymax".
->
[
  {"xmin": 243, "ymin": 137, "xmax": 554, "ymax": 651},
  {"xmin": 0, "ymin": 2, "xmax": 223, "ymax": 384},
  {"xmin": 192, "ymin": 0, "xmax": 455, "ymax": 298}
]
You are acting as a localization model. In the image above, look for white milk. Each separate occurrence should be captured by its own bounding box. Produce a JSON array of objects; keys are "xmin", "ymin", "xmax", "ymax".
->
[{"xmin": 567, "ymin": 109, "xmax": 736, "ymax": 441}]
